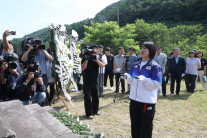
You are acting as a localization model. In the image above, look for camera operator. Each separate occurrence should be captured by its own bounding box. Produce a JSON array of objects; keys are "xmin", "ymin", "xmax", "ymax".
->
[
  {"xmin": 1, "ymin": 30, "xmax": 22, "ymax": 99},
  {"xmin": 0, "ymin": 52, "xmax": 21, "ymax": 100},
  {"xmin": 1, "ymin": 30, "xmax": 14, "ymax": 56},
  {"xmin": 81, "ymin": 45, "xmax": 104, "ymax": 119},
  {"xmin": 15, "ymin": 64, "xmax": 46, "ymax": 106},
  {"xmin": 21, "ymin": 42, "xmax": 53, "ymax": 88}
]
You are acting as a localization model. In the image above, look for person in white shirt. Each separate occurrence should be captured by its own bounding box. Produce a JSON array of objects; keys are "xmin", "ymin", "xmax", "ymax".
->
[
  {"xmin": 114, "ymin": 47, "xmax": 126, "ymax": 93},
  {"xmin": 153, "ymin": 45, "xmax": 167, "ymax": 96},
  {"xmin": 185, "ymin": 49, "xmax": 201, "ymax": 93},
  {"xmin": 122, "ymin": 41, "xmax": 162, "ymax": 138},
  {"xmin": 97, "ymin": 45, "xmax": 107, "ymax": 97}
]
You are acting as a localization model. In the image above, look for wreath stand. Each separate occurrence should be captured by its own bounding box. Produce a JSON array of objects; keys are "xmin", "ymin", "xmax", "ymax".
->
[{"xmin": 49, "ymin": 82, "xmax": 70, "ymax": 110}]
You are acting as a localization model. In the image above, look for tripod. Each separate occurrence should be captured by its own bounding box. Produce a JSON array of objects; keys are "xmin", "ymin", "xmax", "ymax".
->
[{"xmin": 49, "ymin": 82, "xmax": 70, "ymax": 110}]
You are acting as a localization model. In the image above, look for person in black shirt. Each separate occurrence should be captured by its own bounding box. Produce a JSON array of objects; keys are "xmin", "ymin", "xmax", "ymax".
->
[
  {"xmin": 81, "ymin": 45, "xmax": 104, "ymax": 119},
  {"xmin": 165, "ymin": 52, "xmax": 174, "ymax": 84},
  {"xmin": 195, "ymin": 51, "xmax": 207, "ymax": 90},
  {"xmin": 103, "ymin": 47, "xmax": 114, "ymax": 91},
  {"xmin": 15, "ymin": 64, "xmax": 46, "ymax": 106}
]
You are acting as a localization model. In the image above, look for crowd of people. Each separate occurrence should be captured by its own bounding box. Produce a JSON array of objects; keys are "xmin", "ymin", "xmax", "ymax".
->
[
  {"xmin": 0, "ymin": 30, "xmax": 55, "ymax": 106},
  {"xmin": 81, "ymin": 42, "xmax": 206, "ymax": 138},
  {"xmin": 1, "ymin": 29, "xmax": 207, "ymax": 138},
  {"xmin": 87, "ymin": 43, "xmax": 206, "ymax": 100}
]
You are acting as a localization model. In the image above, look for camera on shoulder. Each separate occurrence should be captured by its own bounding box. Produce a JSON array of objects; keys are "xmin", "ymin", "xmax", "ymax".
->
[
  {"xmin": 22, "ymin": 38, "xmax": 46, "ymax": 65},
  {"xmin": 22, "ymin": 38, "xmax": 45, "ymax": 54},
  {"xmin": 81, "ymin": 44, "xmax": 97, "ymax": 60}
]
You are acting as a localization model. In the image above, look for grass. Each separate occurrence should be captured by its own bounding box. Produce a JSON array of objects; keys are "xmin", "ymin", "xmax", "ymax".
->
[{"xmin": 52, "ymin": 80, "xmax": 207, "ymax": 138}]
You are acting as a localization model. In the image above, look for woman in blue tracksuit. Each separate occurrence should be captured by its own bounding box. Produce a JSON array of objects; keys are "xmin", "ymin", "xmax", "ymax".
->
[{"xmin": 123, "ymin": 41, "xmax": 163, "ymax": 138}]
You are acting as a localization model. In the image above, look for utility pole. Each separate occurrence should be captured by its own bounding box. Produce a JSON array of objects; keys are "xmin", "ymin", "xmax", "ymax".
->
[
  {"xmin": 117, "ymin": 6, "xmax": 120, "ymax": 26},
  {"xmin": 117, "ymin": 4, "xmax": 122, "ymax": 26}
]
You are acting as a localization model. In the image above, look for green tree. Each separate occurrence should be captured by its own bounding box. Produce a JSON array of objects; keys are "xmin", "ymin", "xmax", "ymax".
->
[
  {"xmin": 133, "ymin": 19, "xmax": 170, "ymax": 53},
  {"xmin": 83, "ymin": 21, "xmax": 139, "ymax": 54},
  {"xmin": 169, "ymin": 24, "xmax": 203, "ymax": 44}
]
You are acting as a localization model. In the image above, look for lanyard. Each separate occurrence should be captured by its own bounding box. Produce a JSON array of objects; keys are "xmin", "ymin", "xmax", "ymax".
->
[{"xmin": 29, "ymin": 82, "xmax": 36, "ymax": 96}]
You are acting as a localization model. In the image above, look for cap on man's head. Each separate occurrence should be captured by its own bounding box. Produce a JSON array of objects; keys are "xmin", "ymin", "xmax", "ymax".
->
[
  {"xmin": 105, "ymin": 47, "xmax": 111, "ymax": 51},
  {"xmin": 98, "ymin": 45, "xmax": 104, "ymax": 48},
  {"xmin": 129, "ymin": 47, "xmax": 135, "ymax": 51},
  {"xmin": 119, "ymin": 47, "xmax": 124, "ymax": 50}
]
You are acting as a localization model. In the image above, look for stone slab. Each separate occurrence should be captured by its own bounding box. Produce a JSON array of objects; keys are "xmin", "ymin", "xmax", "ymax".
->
[
  {"xmin": 25, "ymin": 104, "xmax": 78, "ymax": 138},
  {"xmin": 0, "ymin": 100, "xmax": 54, "ymax": 138}
]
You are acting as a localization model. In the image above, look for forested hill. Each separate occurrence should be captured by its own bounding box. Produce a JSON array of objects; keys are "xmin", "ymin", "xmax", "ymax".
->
[
  {"xmin": 94, "ymin": 0, "xmax": 207, "ymax": 26},
  {"xmin": 16, "ymin": 0, "xmax": 207, "ymax": 39},
  {"xmin": 23, "ymin": 0, "xmax": 207, "ymax": 41}
]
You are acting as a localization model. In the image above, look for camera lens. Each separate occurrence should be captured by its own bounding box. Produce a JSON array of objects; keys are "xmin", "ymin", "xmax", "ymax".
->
[{"xmin": 9, "ymin": 62, "xmax": 17, "ymax": 69}]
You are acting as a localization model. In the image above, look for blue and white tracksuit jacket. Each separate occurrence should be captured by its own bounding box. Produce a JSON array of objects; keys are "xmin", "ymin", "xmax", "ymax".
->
[{"xmin": 126, "ymin": 59, "xmax": 163, "ymax": 104}]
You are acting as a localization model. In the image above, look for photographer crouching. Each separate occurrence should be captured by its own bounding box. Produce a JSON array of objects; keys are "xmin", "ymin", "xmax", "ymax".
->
[
  {"xmin": 15, "ymin": 64, "xmax": 46, "ymax": 106},
  {"xmin": 81, "ymin": 45, "xmax": 104, "ymax": 119}
]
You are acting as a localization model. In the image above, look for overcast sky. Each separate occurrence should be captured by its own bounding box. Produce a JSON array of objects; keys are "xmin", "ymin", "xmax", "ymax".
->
[{"xmin": 0, "ymin": 0, "xmax": 119, "ymax": 40}]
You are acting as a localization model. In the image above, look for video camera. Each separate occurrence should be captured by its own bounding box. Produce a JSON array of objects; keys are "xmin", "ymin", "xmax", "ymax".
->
[
  {"xmin": 3, "ymin": 52, "xmax": 19, "ymax": 69},
  {"xmin": 22, "ymin": 38, "xmax": 45, "ymax": 66},
  {"xmin": 22, "ymin": 38, "xmax": 45, "ymax": 55},
  {"xmin": 81, "ymin": 44, "xmax": 97, "ymax": 60}
]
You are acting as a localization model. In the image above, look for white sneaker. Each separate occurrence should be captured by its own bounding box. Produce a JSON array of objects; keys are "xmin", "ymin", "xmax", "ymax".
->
[
  {"xmin": 110, "ymin": 87, "xmax": 114, "ymax": 91},
  {"xmin": 103, "ymin": 86, "xmax": 107, "ymax": 91}
]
